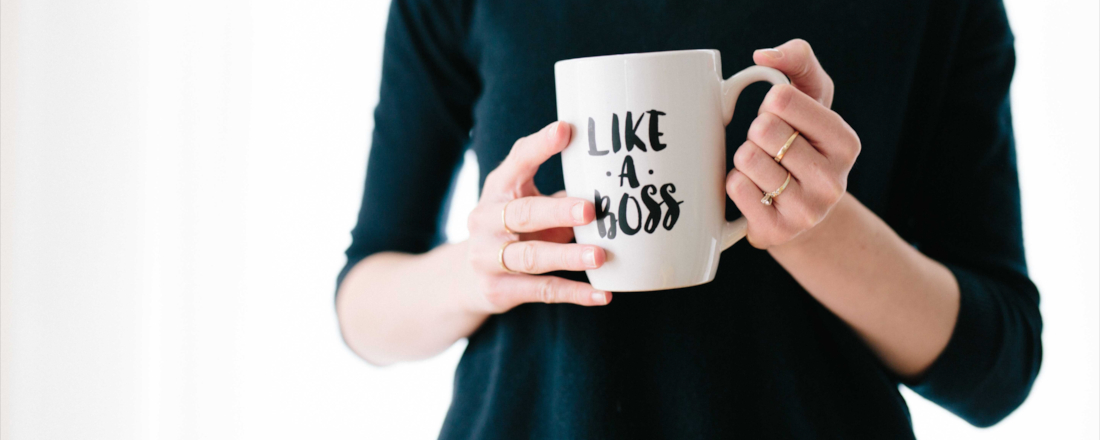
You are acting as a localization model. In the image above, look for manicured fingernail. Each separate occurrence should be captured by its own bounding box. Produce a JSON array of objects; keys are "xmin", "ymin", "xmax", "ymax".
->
[
  {"xmin": 572, "ymin": 202, "xmax": 585, "ymax": 223},
  {"xmin": 583, "ymin": 248, "xmax": 598, "ymax": 268},
  {"xmin": 756, "ymin": 48, "xmax": 783, "ymax": 60},
  {"xmin": 591, "ymin": 291, "xmax": 607, "ymax": 304},
  {"xmin": 546, "ymin": 121, "xmax": 559, "ymax": 140}
]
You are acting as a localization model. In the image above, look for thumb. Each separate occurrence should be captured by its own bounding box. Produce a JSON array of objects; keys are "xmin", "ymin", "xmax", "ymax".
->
[{"xmin": 753, "ymin": 39, "xmax": 834, "ymax": 108}]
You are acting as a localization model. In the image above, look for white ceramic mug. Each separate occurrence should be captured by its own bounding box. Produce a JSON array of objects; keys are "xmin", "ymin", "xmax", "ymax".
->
[{"xmin": 555, "ymin": 49, "xmax": 789, "ymax": 292}]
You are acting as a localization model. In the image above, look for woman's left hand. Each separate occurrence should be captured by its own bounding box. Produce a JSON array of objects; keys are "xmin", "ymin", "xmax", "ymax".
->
[{"xmin": 726, "ymin": 39, "xmax": 861, "ymax": 249}]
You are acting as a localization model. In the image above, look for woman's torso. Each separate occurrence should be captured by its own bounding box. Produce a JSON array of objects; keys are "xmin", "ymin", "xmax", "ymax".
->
[{"xmin": 440, "ymin": 0, "xmax": 946, "ymax": 438}]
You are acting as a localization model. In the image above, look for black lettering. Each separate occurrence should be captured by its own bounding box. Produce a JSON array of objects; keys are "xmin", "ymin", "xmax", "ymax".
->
[
  {"xmin": 640, "ymin": 184, "xmax": 661, "ymax": 233},
  {"xmin": 618, "ymin": 155, "xmax": 640, "ymax": 189},
  {"xmin": 618, "ymin": 193, "xmax": 642, "ymax": 235},
  {"xmin": 624, "ymin": 111, "xmax": 647, "ymax": 152},
  {"xmin": 611, "ymin": 113, "xmax": 622, "ymax": 153},
  {"xmin": 647, "ymin": 110, "xmax": 667, "ymax": 151},
  {"xmin": 659, "ymin": 183, "xmax": 683, "ymax": 230},
  {"xmin": 587, "ymin": 117, "xmax": 608, "ymax": 156},
  {"xmin": 594, "ymin": 190, "xmax": 617, "ymax": 239}
]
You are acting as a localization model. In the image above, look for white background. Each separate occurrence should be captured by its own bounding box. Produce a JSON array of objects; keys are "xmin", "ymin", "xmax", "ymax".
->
[{"xmin": 0, "ymin": 0, "xmax": 1096, "ymax": 439}]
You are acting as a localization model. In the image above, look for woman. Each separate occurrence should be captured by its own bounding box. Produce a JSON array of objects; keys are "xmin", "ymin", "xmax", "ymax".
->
[{"xmin": 336, "ymin": 0, "xmax": 1042, "ymax": 438}]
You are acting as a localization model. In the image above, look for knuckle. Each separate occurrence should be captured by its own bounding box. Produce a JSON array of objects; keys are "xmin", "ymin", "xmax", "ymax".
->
[
  {"xmin": 790, "ymin": 40, "xmax": 814, "ymax": 70},
  {"xmin": 466, "ymin": 208, "xmax": 483, "ymax": 232},
  {"xmin": 727, "ymin": 171, "xmax": 750, "ymax": 195},
  {"xmin": 828, "ymin": 179, "xmax": 845, "ymax": 203},
  {"xmin": 839, "ymin": 146, "xmax": 858, "ymax": 165},
  {"xmin": 833, "ymin": 115, "xmax": 861, "ymax": 157},
  {"xmin": 846, "ymin": 129, "xmax": 862, "ymax": 160},
  {"xmin": 725, "ymin": 175, "xmax": 738, "ymax": 196},
  {"xmin": 733, "ymin": 144, "xmax": 752, "ymax": 169},
  {"xmin": 479, "ymin": 276, "xmax": 504, "ymax": 303},
  {"xmin": 743, "ymin": 144, "xmax": 761, "ymax": 165},
  {"xmin": 510, "ymin": 136, "xmax": 525, "ymax": 153},
  {"xmin": 537, "ymin": 278, "xmax": 556, "ymax": 304},
  {"xmin": 750, "ymin": 229, "xmax": 773, "ymax": 250},
  {"xmin": 522, "ymin": 243, "xmax": 539, "ymax": 272},
  {"xmin": 747, "ymin": 233, "xmax": 767, "ymax": 249},
  {"xmin": 503, "ymin": 185, "xmax": 524, "ymax": 202},
  {"xmin": 764, "ymin": 84, "xmax": 795, "ymax": 114},
  {"xmin": 725, "ymin": 171, "xmax": 742, "ymax": 194},
  {"xmin": 512, "ymin": 198, "xmax": 533, "ymax": 228},
  {"xmin": 748, "ymin": 113, "xmax": 778, "ymax": 142},
  {"xmin": 790, "ymin": 38, "xmax": 812, "ymax": 53}
]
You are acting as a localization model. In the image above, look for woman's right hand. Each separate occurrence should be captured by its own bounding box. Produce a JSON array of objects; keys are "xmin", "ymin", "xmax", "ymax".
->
[{"xmin": 465, "ymin": 121, "xmax": 612, "ymax": 313}]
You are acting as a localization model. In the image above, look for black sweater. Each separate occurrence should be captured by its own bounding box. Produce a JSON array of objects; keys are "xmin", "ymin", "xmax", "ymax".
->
[{"xmin": 340, "ymin": 0, "xmax": 1042, "ymax": 438}]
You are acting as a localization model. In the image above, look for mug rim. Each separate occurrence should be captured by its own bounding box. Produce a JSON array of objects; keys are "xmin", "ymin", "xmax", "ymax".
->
[{"xmin": 554, "ymin": 49, "xmax": 719, "ymax": 68}]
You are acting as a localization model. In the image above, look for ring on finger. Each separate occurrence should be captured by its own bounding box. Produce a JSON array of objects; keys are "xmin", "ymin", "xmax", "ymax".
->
[
  {"xmin": 501, "ymin": 200, "xmax": 517, "ymax": 235},
  {"xmin": 775, "ymin": 131, "xmax": 799, "ymax": 163},
  {"xmin": 761, "ymin": 172, "xmax": 792, "ymax": 206},
  {"xmin": 499, "ymin": 240, "xmax": 520, "ymax": 273}
]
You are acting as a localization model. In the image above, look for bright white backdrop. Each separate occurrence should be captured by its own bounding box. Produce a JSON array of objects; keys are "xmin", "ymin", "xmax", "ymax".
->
[{"xmin": 0, "ymin": 0, "xmax": 1096, "ymax": 439}]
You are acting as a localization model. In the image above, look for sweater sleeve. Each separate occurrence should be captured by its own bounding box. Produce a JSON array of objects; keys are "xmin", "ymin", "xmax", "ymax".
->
[
  {"xmin": 900, "ymin": 0, "xmax": 1042, "ymax": 427},
  {"xmin": 338, "ymin": 0, "xmax": 479, "ymax": 288}
]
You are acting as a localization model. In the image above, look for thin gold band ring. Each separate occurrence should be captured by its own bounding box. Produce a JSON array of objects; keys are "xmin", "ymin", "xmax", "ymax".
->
[
  {"xmin": 775, "ymin": 131, "xmax": 799, "ymax": 163},
  {"xmin": 761, "ymin": 172, "xmax": 792, "ymax": 206},
  {"xmin": 499, "ymin": 240, "xmax": 519, "ymax": 274},
  {"xmin": 501, "ymin": 200, "xmax": 516, "ymax": 235}
]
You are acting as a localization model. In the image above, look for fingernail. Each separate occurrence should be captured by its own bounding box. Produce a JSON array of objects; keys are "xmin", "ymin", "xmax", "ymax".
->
[
  {"xmin": 591, "ymin": 291, "xmax": 607, "ymax": 304},
  {"xmin": 583, "ymin": 248, "xmax": 598, "ymax": 268},
  {"xmin": 756, "ymin": 48, "xmax": 783, "ymax": 60},
  {"xmin": 546, "ymin": 121, "xmax": 559, "ymax": 140},
  {"xmin": 572, "ymin": 202, "xmax": 585, "ymax": 223}
]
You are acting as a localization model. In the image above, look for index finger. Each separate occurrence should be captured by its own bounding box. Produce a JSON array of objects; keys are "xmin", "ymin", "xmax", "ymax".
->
[
  {"xmin": 753, "ymin": 39, "xmax": 834, "ymax": 108},
  {"xmin": 493, "ymin": 121, "xmax": 572, "ymax": 191}
]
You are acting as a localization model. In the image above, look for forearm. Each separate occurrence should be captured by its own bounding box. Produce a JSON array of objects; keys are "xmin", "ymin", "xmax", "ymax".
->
[
  {"xmin": 769, "ymin": 193, "xmax": 960, "ymax": 379},
  {"xmin": 335, "ymin": 242, "xmax": 487, "ymax": 366}
]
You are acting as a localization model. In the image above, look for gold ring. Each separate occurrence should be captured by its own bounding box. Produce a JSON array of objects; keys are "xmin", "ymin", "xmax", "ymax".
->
[
  {"xmin": 775, "ymin": 131, "xmax": 799, "ymax": 163},
  {"xmin": 502, "ymin": 200, "xmax": 516, "ymax": 235},
  {"xmin": 499, "ymin": 241, "xmax": 519, "ymax": 273},
  {"xmin": 761, "ymin": 172, "xmax": 792, "ymax": 206}
]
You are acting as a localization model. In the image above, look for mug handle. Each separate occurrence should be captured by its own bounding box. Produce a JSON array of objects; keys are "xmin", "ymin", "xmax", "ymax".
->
[{"xmin": 718, "ymin": 65, "xmax": 791, "ymax": 250}]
